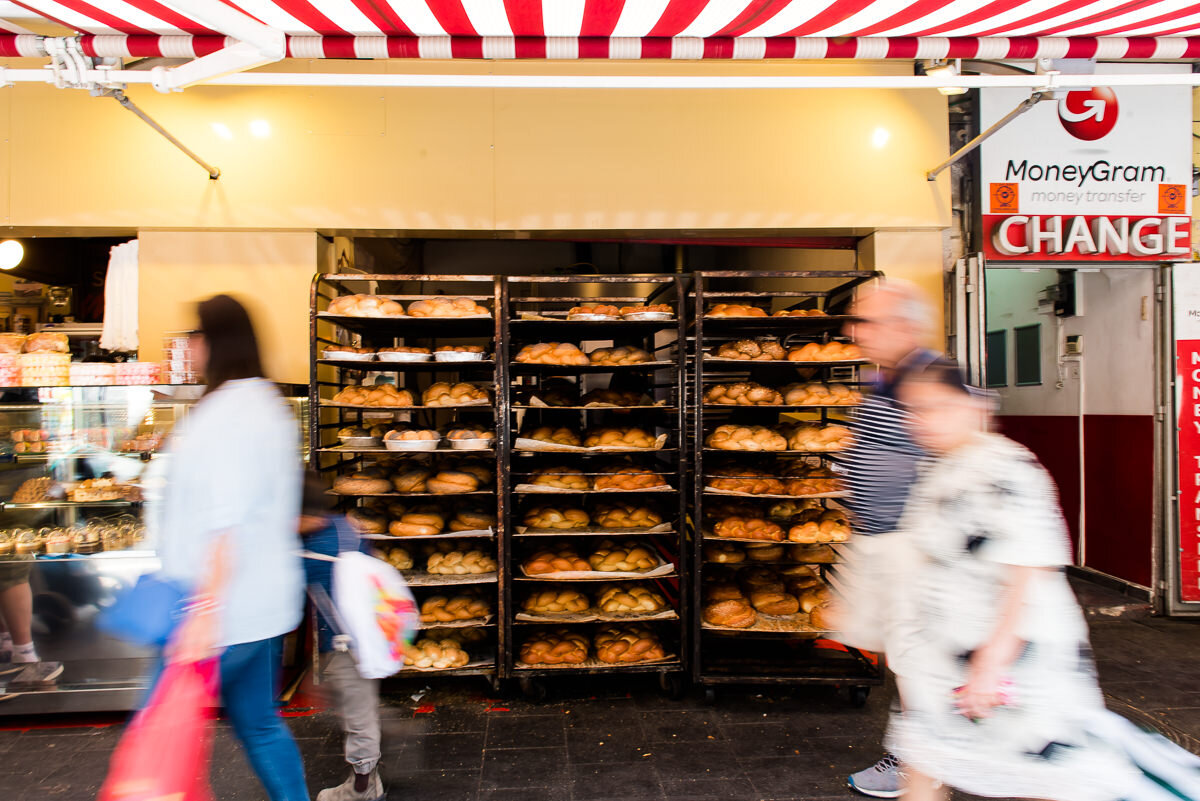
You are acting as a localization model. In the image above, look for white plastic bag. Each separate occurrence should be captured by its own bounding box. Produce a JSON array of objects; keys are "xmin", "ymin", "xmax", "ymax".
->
[{"xmin": 332, "ymin": 551, "xmax": 418, "ymax": 679}]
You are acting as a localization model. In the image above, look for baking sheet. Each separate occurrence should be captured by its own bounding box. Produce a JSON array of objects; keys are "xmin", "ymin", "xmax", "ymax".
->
[
  {"xmin": 402, "ymin": 571, "xmax": 499, "ymax": 587},
  {"xmin": 703, "ymin": 487, "xmax": 847, "ymax": 500},
  {"xmin": 515, "ymin": 608, "xmax": 679, "ymax": 624},
  {"xmin": 702, "ymin": 612, "xmax": 829, "ymax": 635},
  {"xmin": 416, "ymin": 616, "xmax": 494, "ymax": 630},
  {"xmin": 514, "ymin": 484, "xmax": 673, "ymax": 494},
  {"xmin": 515, "ymin": 523, "xmax": 674, "ymax": 537},
  {"xmin": 319, "ymin": 311, "xmax": 492, "ymax": 321},
  {"xmin": 329, "ymin": 490, "xmax": 494, "ymax": 498},
  {"xmin": 515, "ymin": 654, "xmax": 678, "ymax": 671},
  {"xmin": 396, "ymin": 656, "xmax": 493, "ymax": 674},
  {"xmin": 518, "ymin": 561, "xmax": 675, "ymax": 581},
  {"xmin": 701, "ymin": 533, "xmax": 787, "ymax": 546},
  {"xmin": 514, "ymin": 434, "xmax": 669, "ymax": 453},
  {"xmin": 362, "ymin": 528, "xmax": 494, "ymax": 541},
  {"xmin": 526, "ymin": 395, "xmax": 665, "ymax": 409}
]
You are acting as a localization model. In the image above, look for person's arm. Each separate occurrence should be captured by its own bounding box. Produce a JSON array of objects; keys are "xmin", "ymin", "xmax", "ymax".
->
[
  {"xmin": 958, "ymin": 563, "xmax": 1051, "ymax": 719},
  {"xmin": 167, "ymin": 530, "xmax": 231, "ymax": 664}
]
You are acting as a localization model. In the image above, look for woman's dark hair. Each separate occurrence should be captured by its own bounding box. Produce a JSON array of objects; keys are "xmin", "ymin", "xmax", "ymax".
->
[
  {"xmin": 197, "ymin": 294, "xmax": 265, "ymax": 393},
  {"xmin": 300, "ymin": 470, "xmax": 335, "ymax": 518}
]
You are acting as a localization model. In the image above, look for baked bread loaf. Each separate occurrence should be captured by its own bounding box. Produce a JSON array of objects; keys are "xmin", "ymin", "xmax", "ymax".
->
[
  {"xmin": 703, "ymin": 382, "xmax": 783, "ymax": 406},
  {"xmin": 391, "ymin": 469, "xmax": 431, "ymax": 493},
  {"xmin": 773, "ymin": 308, "xmax": 826, "ymax": 317},
  {"xmin": 706, "ymin": 425, "xmax": 787, "ymax": 452},
  {"xmin": 784, "ymin": 424, "xmax": 853, "ymax": 452},
  {"xmin": 580, "ymin": 388, "xmax": 646, "ymax": 407},
  {"xmin": 327, "ymin": 345, "xmax": 375, "ymax": 355},
  {"xmin": 568, "ymin": 304, "xmax": 619, "ymax": 319},
  {"xmin": 798, "ymin": 585, "xmax": 833, "ymax": 613},
  {"xmin": 787, "ymin": 508, "xmax": 852, "ymax": 543},
  {"xmin": 426, "ymin": 470, "xmax": 482, "ymax": 495},
  {"xmin": 384, "ymin": 429, "xmax": 440, "ymax": 446},
  {"xmin": 706, "ymin": 466, "xmax": 785, "ymax": 496},
  {"xmin": 524, "ymin": 547, "xmax": 591, "ymax": 575},
  {"xmin": 704, "ymin": 541, "xmax": 746, "ymax": 564},
  {"xmin": 745, "ymin": 543, "xmax": 785, "ymax": 562},
  {"xmin": 530, "ymin": 467, "xmax": 590, "ymax": 491},
  {"xmin": 782, "ymin": 465, "xmax": 841, "ymax": 496},
  {"xmin": 520, "ymin": 629, "xmax": 589, "ymax": 665},
  {"xmin": 583, "ymin": 427, "xmax": 656, "ymax": 449},
  {"xmin": 515, "ymin": 343, "xmax": 589, "ymax": 366},
  {"xmin": 523, "ymin": 590, "xmax": 589, "ymax": 614},
  {"xmin": 781, "ymin": 382, "xmax": 861, "ymax": 406},
  {"xmin": 713, "ymin": 339, "xmax": 786, "ymax": 361},
  {"xmin": 588, "ymin": 346, "xmax": 652, "ymax": 366},
  {"xmin": 767, "ymin": 499, "xmax": 821, "ymax": 520},
  {"xmin": 334, "ymin": 472, "xmax": 393, "ymax": 495},
  {"xmin": 390, "ymin": 510, "xmax": 445, "ymax": 537},
  {"xmin": 404, "ymin": 638, "xmax": 470, "ymax": 669},
  {"xmin": 588, "ymin": 541, "xmax": 659, "ymax": 572},
  {"xmin": 592, "ymin": 503, "xmax": 663, "ymax": 530},
  {"xmin": 447, "ymin": 426, "xmax": 495, "ymax": 444},
  {"xmin": 374, "ymin": 547, "xmax": 413, "ymax": 570},
  {"xmin": 704, "ymin": 581, "xmax": 746, "ymax": 602},
  {"xmin": 707, "ymin": 304, "xmax": 766, "ymax": 318},
  {"xmin": 787, "ymin": 342, "xmax": 863, "ymax": 362},
  {"xmin": 523, "ymin": 505, "xmax": 590, "ymax": 530},
  {"xmin": 520, "ymin": 426, "xmax": 582, "ymax": 447},
  {"xmin": 449, "ymin": 508, "xmax": 496, "ymax": 532},
  {"xmin": 597, "ymin": 586, "xmax": 666, "ymax": 614},
  {"xmin": 593, "ymin": 625, "xmax": 666, "ymax": 663},
  {"xmin": 451, "ymin": 461, "xmax": 495, "ymax": 486},
  {"xmin": 787, "ymin": 543, "xmax": 839, "ymax": 563},
  {"xmin": 328, "ymin": 294, "xmax": 405, "ymax": 318},
  {"xmin": 620, "ymin": 303, "xmax": 672, "ymax": 317},
  {"xmin": 436, "ymin": 345, "xmax": 485, "ymax": 354},
  {"xmin": 419, "ymin": 594, "xmax": 491, "ymax": 623},
  {"xmin": 703, "ymin": 599, "xmax": 756, "ymax": 628},
  {"xmin": 423, "ymin": 382, "xmax": 489, "ymax": 407},
  {"xmin": 748, "ymin": 588, "xmax": 800, "ymax": 615},
  {"xmin": 347, "ymin": 508, "xmax": 388, "ymax": 534},
  {"xmin": 332, "ymin": 384, "xmax": 415, "ymax": 407},
  {"xmin": 406, "ymin": 297, "xmax": 489, "ymax": 317},
  {"xmin": 713, "ymin": 516, "xmax": 785, "ymax": 542},
  {"xmin": 426, "ymin": 549, "xmax": 497, "ymax": 575},
  {"xmin": 593, "ymin": 466, "xmax": 669, "ymax": 491},
  {"xmin": 379, "ymin": 346, "xmax": 430, "ymax": 355}
]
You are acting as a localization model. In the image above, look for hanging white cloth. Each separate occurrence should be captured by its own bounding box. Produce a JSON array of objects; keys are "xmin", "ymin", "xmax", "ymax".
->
[{"xmin": 100, "ymin": 239, "xmax": 139, "ymax": 352}]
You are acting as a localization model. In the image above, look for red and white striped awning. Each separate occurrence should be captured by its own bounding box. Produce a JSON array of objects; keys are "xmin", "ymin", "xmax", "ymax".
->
[{"xmin": 3, "ymin": 1, "xmax": 1200, "ymax": 60}]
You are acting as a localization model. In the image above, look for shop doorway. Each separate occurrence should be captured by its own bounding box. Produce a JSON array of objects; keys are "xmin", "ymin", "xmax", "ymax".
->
[{"xmin": 978, "ymin": 264, "xmax": 1162, "ymax": 594}]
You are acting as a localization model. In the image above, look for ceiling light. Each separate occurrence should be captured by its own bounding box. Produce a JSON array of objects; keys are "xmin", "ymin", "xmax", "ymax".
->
[
  {"xmin": 871, "ymin": 127, "xmax": 890, "ymax": 148},
  {"xmin": 0, "ymin": 240, "xmax": 23, "ymax": 270},
  {"xmin": 211, "ymin": 122, "xmax": 233, "ymax": 140},
  {"xmin": 249, "ymin": 119, "xmax": 271, "ymax": 138},
  {"xmin": 925, "ymin": 60, "xmax": 968, "ymax": 96}
]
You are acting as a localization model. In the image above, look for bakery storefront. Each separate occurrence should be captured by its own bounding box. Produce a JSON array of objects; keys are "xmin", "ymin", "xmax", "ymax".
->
[
  {"xmin": 0, "ymin": 1, "xmax": 1194, "ymax": 711},
  {"xmin": 961, "ymin": 74, "xmax": 1200, "ymax": 616}
]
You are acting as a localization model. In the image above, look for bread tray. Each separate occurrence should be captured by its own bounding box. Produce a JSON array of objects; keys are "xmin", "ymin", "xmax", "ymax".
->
[
  {"xmin": 397, "ymin": 655, "xmax": 493, "ymax": 674},
  {"xmin": 515, "ymin": 654, "xmax": 678, "ymax": 671},
  {"xmin": 620, "ymin": 311, "xmax": 675, "ymax": 321},
  {"xmin": 328, "ymin": 490, "xmax": 494, "ymax": 498},
  {"xmin": 449, "ymin": 438, "xmax": 495, "ymax": 450},
  {"xmin": 526, "ymin": 395, "xmax": 664, "ymax": 409},
  {"xmin": 703, "ymin": 357, "xmax": 868, "ymax": 367},
  {"xmin": 514, "ymin": 434, "xmax": 668, "ymax": 453},
  {"xmin": 339, "ymin": 436, "xmax": 381, "ymax": 448},
  {"xmin": 702, "ymin": 613, "xmax": 828, "ymax": 636},
  {"xmin": 402, "ymin": 571, "xmax": 498, "ymax": 587},
  {"xmin": 377, "ymin": 352, "xmax": 432, "ymax": 363},
  {"xmin": 323, "ymin": 350, "xmax": 376, "ymax": 362},
  {"xmin": 704, "ymin": 487, "xmax": 847, "ymax": 500},
  {"xmin": 518, "ymin": 561, "xmax": 675, "ymax": 581},
  {"xmin": 362, "ymin": 528, "xmax": 494, "ymax": 541},
  {"xmin": 425, "ymin": 399, "xmax": 491, "ymax": 408},
  {"xmin": 514, "ymin": 484, "xmax": 673, "ymax": 495},
  {"xmin": 384, "ymin": 438, "xmax": 441, "ymax": 452},
  {"xmin": 567, "ymin": 313, "xmax": 621, "ymax": 322},
  {"xmin": 321, "ymin": 401, "xmax": 420, "ymax": 411},
  {"xmin": 515, "ymin": 608, "xmax": 679, "ymax": 624},
  {"xmin": 416, "ymin": 615, "xmax": 494, "ymax": 630},
  {"xmin": 515, "ymin": 523, "xmax": 674, "ymax": 537}
]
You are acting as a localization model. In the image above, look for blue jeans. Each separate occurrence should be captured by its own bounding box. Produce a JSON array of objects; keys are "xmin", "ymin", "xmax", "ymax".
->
[{"xmin": 146, "ymin": 637, "xmax": 309, "ymax": 801}]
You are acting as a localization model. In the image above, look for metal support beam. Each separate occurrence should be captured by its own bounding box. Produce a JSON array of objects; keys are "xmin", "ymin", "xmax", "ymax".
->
[
  {"xmin": 108, "ymin": 90, "xmax": 220, "ymax": 179},
  {"xmin": 926, "ymin": 90, "xmax": 1049, "ymax": 181}
]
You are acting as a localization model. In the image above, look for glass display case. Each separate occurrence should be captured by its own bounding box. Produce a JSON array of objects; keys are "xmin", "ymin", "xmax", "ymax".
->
[{"xmin": 0, "ymin": 385, "xmax": 307, "ymax": 714}]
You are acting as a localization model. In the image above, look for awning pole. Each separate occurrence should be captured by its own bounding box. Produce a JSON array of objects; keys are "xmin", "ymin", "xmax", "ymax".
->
[
  {"xmin": 108, "ymin": 90, "xmax": 220, "ymax": 179},
  {"xmin": 926, "ymin": 90, "xmax": 1049, "ymax": 182}
]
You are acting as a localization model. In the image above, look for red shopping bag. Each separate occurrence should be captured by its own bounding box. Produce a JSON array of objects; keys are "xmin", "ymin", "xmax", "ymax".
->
[{"xmin": 97, "ymin": 658, "xmax": 219, "ymax": 801}]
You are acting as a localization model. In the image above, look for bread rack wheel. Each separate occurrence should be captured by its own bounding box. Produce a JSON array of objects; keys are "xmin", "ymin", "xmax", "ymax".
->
[
  {"xmin": 703, "ymin": 687, "xmax": 717, "ymax": 706},
  {"xmin": 849, "ymin": 686, "xmax": 871, "ymax": 708},
  {"xmin": 658, "ymin": 671, "xmax": 684, "ymax": 700},
  {"xmin": 519, "ymin": 676, "xmax": 547, "ymax": 702}
]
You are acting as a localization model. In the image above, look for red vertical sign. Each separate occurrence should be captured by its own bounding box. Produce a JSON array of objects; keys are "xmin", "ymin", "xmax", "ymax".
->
[{"xmin": 1176, "ymin": 340, "xmax": 1200, "ymax": 602}]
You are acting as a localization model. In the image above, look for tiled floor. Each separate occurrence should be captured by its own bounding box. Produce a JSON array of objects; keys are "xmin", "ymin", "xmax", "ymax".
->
[{"xmin": 0, "ymin": 590, "xmax": 1197, "ymax": 801}]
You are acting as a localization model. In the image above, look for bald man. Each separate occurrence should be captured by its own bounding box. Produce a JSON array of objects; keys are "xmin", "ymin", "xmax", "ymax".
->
[{"xmin": 841, "ymin": 282, "xmax": 946, "ymax": 798}]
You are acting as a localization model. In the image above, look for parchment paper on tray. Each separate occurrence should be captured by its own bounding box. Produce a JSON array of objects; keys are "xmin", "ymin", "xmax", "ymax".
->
[
  {"xmin": 402, "ymin": 571, "xmax": 499, "ymax": 587},
  {"xmin": 416, "ymin": 615, "xmax": 494, "ymax": 630},
  {"xmin": 514, "ymin": 434, "xmax": 668, "ymax": 452},
  {"xmin": 519, "ymin": 561, "xmax": 675, "ymax": 581},
  {"xmin": 514, "ymin": 484, "xmax": 673, "ymax": 494},
  {"xmin": 361, "ymin": 528, "xmax": 494, "ymax": 541},
  {"xmin": 703, "ymin": 487, "xmax": 847, "ymax": 500},
  {"xmin": 516, "ymin": 523, "xmax": 674, "ymax": 536},
  {"xmin": 515, "ymin": 654, "xmax": 678, "ymax": 671},
  {"xmin": 527, "ymin": 395, "xmax": 667, "ymax": 409},
  {"xmin": 397, "ymin": 656, "xmax": 493, "ymax": 674},
  {"xmin": 515, "ymin": 608, "xmax": 679, "ymax": 624},
  {"xmin": 702, "ymin": 613, "xmax": 827, "ymax": 635}
]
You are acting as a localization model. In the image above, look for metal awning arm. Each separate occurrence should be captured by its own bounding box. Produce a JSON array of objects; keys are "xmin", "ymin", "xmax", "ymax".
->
[{"xmin": 926, "ymin": 90, "xmax": 1051, "ymax": 182}]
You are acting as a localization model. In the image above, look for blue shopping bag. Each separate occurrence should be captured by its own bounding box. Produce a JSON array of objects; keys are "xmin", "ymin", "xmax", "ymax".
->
[{"xmin": 99, "ymin": 573, "xmax": 188, "ymax": 648}]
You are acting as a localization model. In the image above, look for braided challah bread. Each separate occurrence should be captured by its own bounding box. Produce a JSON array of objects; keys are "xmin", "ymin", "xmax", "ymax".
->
[
  {"xmin": 706, "ymin": 425, "xmax": 787, "ymax": 452},
  {"xmin": 703, "ymin": 599, "xmax": 756, "ymax": 628},
  {"xmin": 593, "ymin": 466, "xmax": 669, "ymax": 491},
  {"xmin": 703, "ymin": 382, "xmax": 783, "ymax": 406},
  {"xmin": 583, "ymin": 427, "xmax": 656, "ymax": 449},
  {"xmin": 419, "ymin": 594, "xmax": 491, "ymax": 624},
  {"xmin": 568, "ymin": 304, "xmax": 620, "ymax": 319},
  {"xmin": 404, "ymin": 638, "xmax": 470, "ymax": 669},
  {"xmin": 523, "ymin": 505, "xmax": 590, "ymax": 530},
  {"xmin": 773, "ymin": 308, "xmax": 826, "ymax": 317},
  {"xmin": 520, "ymin": 629, "xmax": 589, "ymax": 665},
  {"xmin": 713, "ymin": 339, "xmax": 786, "ymax": 361},
  {"xmin": 515, "ymin": 343, "xmax": 590, "ymax": 366},
  {"xmin": 787, "ymin": 508, "xmax": 852, "ymax": 543},
  {"xmin": 713, "ymin": 516, "xmax": 785, "ymax": 542},
  {"xmin": 426, "ymin": 549, "xmax": 497, "ymax": 575},
  {"xmin": 593, "ymin": 625, "xmax": 666, "ymax": 663},
  {"xmin": 706, "ymin": 466, "xmax": 785, "ymax": 496},
  {"xmin": 786, "ymin": 342, "xmax": 863, "ymax": 362},
  {"xmin": 422, "ymin": 382, "xmax": 489, "ymax": 407},
  {"xmin": 783, "ymin": 423, "xmax": 853, "ymax": 452},
  {"xmin": 520, "ymin": 426, "xmax": 582, "ymax": 447},
  {"xmin": 781, "ymin": 382, "xmax": 861, "ymax": 406},
  {"xmin": 406, "ymin": 297, "xmax": 489, "ymax": 317},
  {"xmin": 588, "ymin": 346, "xmax": 652, "ymax": 366},
  {"xmin": 523, "ymin": 590, "xmax": 589, "ymax": 614},
  {"xmin": 332, "ymin": 384, "xmax": 415, "ymax": 407},
  {"xmin": 523, "ymin": 547, "xmax": 591, "ymax": 575},
  {"xmin": 596, "ymin": 586, "xmax": 666, "ymax": 614},
  {"xmin": 589, "ymin": 540, "xmax": 660, "ymax": 572},
  {"xmin": 530, "ymin": 466, "xmax": 590, "ymax": 490},
  {"xmin": 707, "ymin": 304, "xmax": 766, "ymax": 318},
  {"xmin": 373, "ymin": 547, "xmax": 413, "ymax": 571},
  {"xmin": 592, "ymin": 503, "xmax": 663, "ymax": 530},
  {"xmin": 328, "ymin": 294, "xmax": 405, "ymax": 318},
  {"xmin": 782, "ymin": 465, "xmax": 841, "ymax": 496}
]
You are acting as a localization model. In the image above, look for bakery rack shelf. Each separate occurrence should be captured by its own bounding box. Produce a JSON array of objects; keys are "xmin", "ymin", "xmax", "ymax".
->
[
  {"xmin": 500, "ymin": 274, "xmax": 689, "ymax": 687},
  {"xmin": 691, "ymin": 269, "xmax": 884, "ymax": 700},
  {"xmin": 312, "ymin": 274, "xmax": 505, "ymax": 686},
  {"xmin": 2, "ymin": 499, "xmax": 136, "ymax": 510}
]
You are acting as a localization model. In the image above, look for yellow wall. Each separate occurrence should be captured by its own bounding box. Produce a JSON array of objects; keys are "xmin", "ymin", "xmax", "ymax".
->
[
  {"xmin": 857, "ymin": 230, "xmax": 946, "ymax": 344},
  {"xmin": 137, "ymin": 231, "xmax": 319, "ymax": 384},
  {"xmin": 0, "ymin": 60, "xmax": 950, "ymax": 234}
]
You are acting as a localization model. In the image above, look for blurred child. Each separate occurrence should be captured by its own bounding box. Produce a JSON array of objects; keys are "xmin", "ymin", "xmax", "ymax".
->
[{"xmin": 298, "ymin": 472, "xmax": 384, "ymax": 801}]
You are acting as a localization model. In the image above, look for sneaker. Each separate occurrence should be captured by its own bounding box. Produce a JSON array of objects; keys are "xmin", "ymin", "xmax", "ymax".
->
[
  {"xmin": 849, "ymin": 753, "xmax": 906, "ymax": 798},
  {"xmin": 316, "ymin": 770, "xmax": 384, "ymax": 801},
  {"xmin": 7, "ymin": 661, "xmax": 63, "ymax": 690}
]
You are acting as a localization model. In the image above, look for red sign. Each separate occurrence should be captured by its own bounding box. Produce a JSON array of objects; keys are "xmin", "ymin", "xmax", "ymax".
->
[
  {"xmin": 982, "ymin": 214, "xmax": 1190, "ymax": 262},
  {"xmin": 1176, "ymin": 340, "xmax": 1200, "ymax": 602},
  {"xmin": 1058, "ymin": 87, "xmax": 1120, "ymax": 141}
]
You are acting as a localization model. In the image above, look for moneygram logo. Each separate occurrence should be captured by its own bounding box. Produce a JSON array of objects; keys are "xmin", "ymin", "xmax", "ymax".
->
[{"xmin": 1058, "ymin": 87, "xmax": 1119, "ymax": 141}]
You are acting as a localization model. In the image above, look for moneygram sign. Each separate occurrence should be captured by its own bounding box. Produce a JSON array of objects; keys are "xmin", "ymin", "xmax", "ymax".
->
[{"xmin": 980, "ymin": 85, "xmax": 1192, "ymax": 262}]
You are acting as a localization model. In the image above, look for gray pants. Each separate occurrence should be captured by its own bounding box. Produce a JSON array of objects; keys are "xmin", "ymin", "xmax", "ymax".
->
[{"xmin": 320, "ymin": 651, "xmax": 381, "ymax": 774}]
